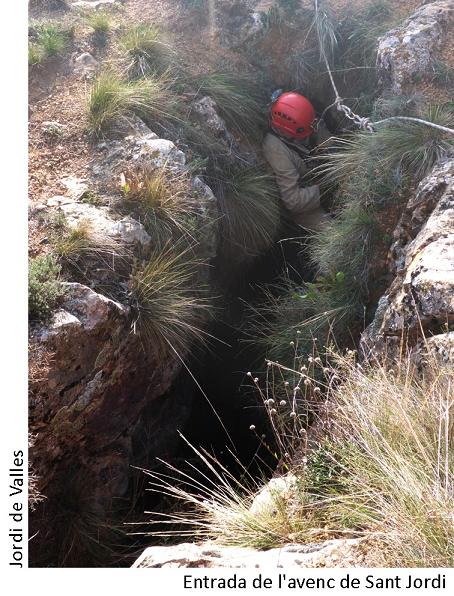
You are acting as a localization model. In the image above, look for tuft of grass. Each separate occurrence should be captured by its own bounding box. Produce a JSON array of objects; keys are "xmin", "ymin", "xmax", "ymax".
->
[
  {"xmin": 54, "ymin": 219, "xmax": 131, "ymax": 281},
  {"xmin": 310, "ymin": 201, "xmax": 376, "ymax": 288},
  {"xmin": 189, "ymin": 72, "xmax": 267, "ymax": 141},
  {"xmin": 217, "ymin": 165, "xmax": 280, "ymax": 263},
  {"xmin": 35, "ymin": 22, "xmax": 69, "ymax": 57},
  {"xmin": 311, "ymin": 0, "xmax": 339, "ymax": 59},
  {"xmin": 244, "ymin": 275, "xmax": 357, "ymax": 364},
  {"xmin": 430, "ymin": 60, "xmax": 454, "ymax": 88},
  {"xmin": 143, "ymin": 350, "xmax": 454, "ymax": 566},
  {"xmin": 28, "ymin": 44, "xmax": 43, "ymax": 66},
  {"xmin": 120, "ymin": 24, "xmax": 174, "ymax": 77},
  {"xmin": 87, "ymin": 71, "xmax": 177, "ymax": 136},
  {"xmin": 86, "ymin": 11, "xmax": 112, "ymax": 46},
  {"xmin": 316, "ymin": 104, "xmax": 454, "ymax": 189},
  {"xmin": 86, "ymin": 11, "xmax": 111, "ymax": 35},
  {"xmin": 121, "ymin": 164, "xmax": 200, "ymax": 246},
  {"xmin": 29, "ymin": 255, "xmax": 66, "ymax": 323},
  {"xmin": 129, "ymin": 244, "xmax": 213, "ymax": 354}
]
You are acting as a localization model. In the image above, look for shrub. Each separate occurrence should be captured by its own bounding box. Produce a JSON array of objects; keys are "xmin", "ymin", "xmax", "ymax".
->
[
  {"xmin": 217, "ymin": 165, "xmax": 280, "ymax": 263},
  {"xmin": 129, "ymin": 245, "xmax": 212, "ymax": 354},
  {"xmin": 120, "ymin": 24, "xmax": 173, "ymax": 76},
  {"xmin": 87, "ymin": 71, "xmax": 177, "ymax": 136},
  {"xmin": 28, "ymin": 255, "xmax": 65, "ymax": 322},
  {"xmin": 121, "ymin": 164, "xmax": 200, "ymax": 246}
]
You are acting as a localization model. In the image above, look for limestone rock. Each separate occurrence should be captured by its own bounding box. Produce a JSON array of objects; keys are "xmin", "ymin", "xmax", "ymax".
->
[
  {"xmin": 91, "ymin": 125, "xmax": 185, "ymax": 182},
  {"xmin": 136, "ymin": 138, "xmax": 186, "ymax": 169},
  {"xmin": 57, "ymin": 199, "xmax": 152, "ymax": 250},
  {"xmin": 74, "ymin": 52, "xmax": 99, "ymax": 76},
  {"xmin": 133, "ymin": 539, "xmax": 371, "ymax": 568},
  {"xmin": 29, "ymin": 281, "xmax": 186, "ymax": 562},
  {"xmin": 193, "ymin": 96, "xmax": 230, "ymax": 138},
  {"xmin": 60, "ymin": 175, "xmax": 89, "ymax": 200},
  {"xmin": 41, "ymin": 121, "xmax": 68, "ymax": 137},
  {"xmin": 72, "ymin": 0, "xmax": 119, "ymax": 9},
  {"xmin": 377, "ymin": 1, "xmax": 454, "ymax": 94},
  {"xmin": 250, "ymin": 474, "xmax": 298, "ymax": 516},
  {"xmin": 361, "ymin": 158, "xmax": 454, "ymax": 361}
]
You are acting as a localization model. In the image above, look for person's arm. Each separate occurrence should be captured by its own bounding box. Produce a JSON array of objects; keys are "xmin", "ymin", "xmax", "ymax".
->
[{"xmin": 263, "ymin": 135, "xmax": 321, "ymax": 214}]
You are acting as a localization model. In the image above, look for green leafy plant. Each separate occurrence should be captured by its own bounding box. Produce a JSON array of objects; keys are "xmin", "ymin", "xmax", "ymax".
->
[
  {"xmin": 129, "ymin": 245, "xmax": 213, "ymax": 354},
  {"xmin": 29, "ymin": 255, "xmax": 65, "ymax": 322}
]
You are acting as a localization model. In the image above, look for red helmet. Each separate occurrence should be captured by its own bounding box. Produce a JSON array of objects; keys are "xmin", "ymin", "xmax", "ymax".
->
[{"xmin": 270, "ymin": 92, "xmax": 316, "ymax": 140}]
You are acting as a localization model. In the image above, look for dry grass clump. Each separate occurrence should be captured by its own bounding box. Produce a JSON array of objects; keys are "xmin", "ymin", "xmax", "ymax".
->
[
  {"xmin": 129, "ymin": 244, "xmax": 213, "ymax": 355},
  {"xmin": 217, "ymin": 165, "xmax": 280, "ymax": 262},
  {"xmin": 121, "ymin": 164, "xmax": 200, "ymax": 246},
  {"xmin": 143, "ymin": 349, "xmax": 454, "ymax": 566},
  {"xmin": 120, "ymin": 23, "xmax": 174, "ymax": 77},
  {"xmin": 87, "ymin": 71, "xmax": 178, "ymax": 136},
  {"xmin": 189, "ymin": 72, "xmax": 267, "ymax": 141}
]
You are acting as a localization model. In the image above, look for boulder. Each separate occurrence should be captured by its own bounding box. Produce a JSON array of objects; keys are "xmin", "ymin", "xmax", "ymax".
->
[
  {"xmin": 41, "ymin": 121, "xmax": 68, "ymax": 137},
  {"xmin": 361, "ymin": 158, "xmax": 454, "ymax": 361},
  {"xmin": 56, "ymin": 199, "xmax": 152, "ymax": 251},
  {"xmin": 193, "ymin": 96, "xmax": 230, "ymax": 138},
  {"xmin": 74, "ymin": 52, "xmax": 99, "ymax": 76},
  {"xmin": 249, "ymin": 474, "xmax": 298, "ymax": 516},
  {"xmin": 133, "ymin": 538, "xmax": 372, "ymax": 568},
  {"xmin": 377, "ymin": 1, "xmax": 454, "ymax": 94}
]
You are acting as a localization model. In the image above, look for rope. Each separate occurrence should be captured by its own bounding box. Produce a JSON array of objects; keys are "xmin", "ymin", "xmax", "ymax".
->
[{"xmin": 312, "ymin": 1, "xmax": 454, "ymax": 136}]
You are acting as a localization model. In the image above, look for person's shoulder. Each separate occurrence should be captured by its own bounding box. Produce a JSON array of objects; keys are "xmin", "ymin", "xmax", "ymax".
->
[{"xmin": 262, "ymin": 132, "xmax": 286, "ymax": 152}]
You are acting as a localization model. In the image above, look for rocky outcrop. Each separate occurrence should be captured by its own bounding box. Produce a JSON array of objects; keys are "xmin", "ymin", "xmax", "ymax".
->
[
  {"xmin": 377, "ymin": 1, "xmax": 454, "ymax": 93},
  {"xmin": 361, "ymin": 158, "xmax": 454, "ymax": 361},
  {"xmin": 71, "ymin": 0, "xmax": 120, "ymax": 9},
  {"xmin": 29, "ymin": 116, "xmax": 221, "ymax": 565},
  {"xmin": 133, "ymin": 539, "xmax": 373, "ymax": 568}
]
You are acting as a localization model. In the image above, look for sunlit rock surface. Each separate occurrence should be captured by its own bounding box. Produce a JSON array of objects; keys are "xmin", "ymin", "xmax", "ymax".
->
[
  {"xmin": 377, "ymin": 1, "xmax": 454, "ymax": 93},
  {"xmin": 361, "ymin": 158, "xmax": 454, "ymax": 361}
]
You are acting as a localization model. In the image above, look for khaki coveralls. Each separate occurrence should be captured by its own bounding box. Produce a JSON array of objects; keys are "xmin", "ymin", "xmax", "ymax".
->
[{"xmin": 262, "ymin": 127, "xmax": 330, "ymax": 232}]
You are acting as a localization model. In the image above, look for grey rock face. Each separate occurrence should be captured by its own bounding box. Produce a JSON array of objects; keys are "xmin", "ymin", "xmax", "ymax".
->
[
  {"xmin": 133, "ymin": 539, "xmax": 370, "ymax": 568},
  {"xmin": 361, "ymin": 159, "xmax": 454, "ymax": 361},
  {"xmin": 72, "ymin": 0, "xmax": 119, "ymax": 9},
  {"xmin": 57, "ymin": 199, "xmax": 152, "ymax": 250},
  {"xmin": 74, "ymin": 52, "xmax": 99, "ymax": 76},
  {"xmin": 377, "ymin": 1, "xmax": 454, "ymax": 93}
]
